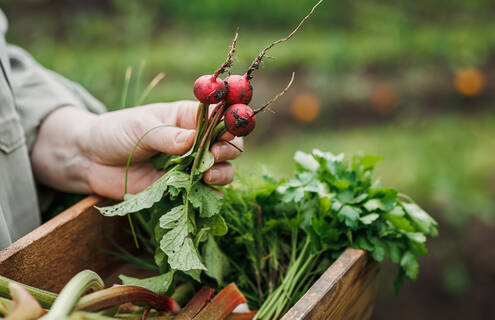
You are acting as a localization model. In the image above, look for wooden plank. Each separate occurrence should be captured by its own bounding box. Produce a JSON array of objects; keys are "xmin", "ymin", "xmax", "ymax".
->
[
  {"xmin": 0, "ymin": 196, "xmax": 133, "ymax": 293},
  {"xmin": 282, "ymin": 248, "xmax": 379, "ymax": 320}
]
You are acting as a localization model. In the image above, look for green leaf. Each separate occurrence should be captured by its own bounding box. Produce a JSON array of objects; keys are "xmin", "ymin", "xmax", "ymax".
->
[
  {"xmin": 168, "ymin": 170, "xmax": 190, "ymax": 188},
  {"xmin": 184, "ymin": 269, "xmax": 202, "ymax": 282},
  {"xmin": 370, "ymin": 237, "xmax": 386, "ymax": 262},
  {"xmin": 402, "ymin": 203, "xmax": 438, "ymax": 236},
  {"xmin": 294, "ymin": 151, "xmax": 319, "ymax": 172},
  {"xmin": 96, "ymin": 172, "xmax": 171, "ymax": 216},
  {"xmin": 359, "ymin": 155, "xmax": 383, "ymax": 169},
  {"xmin": 355, "ymin": 235, "xmax": 373, "ymax": 251},
  {"xmin": 363, "ymin": 199, "xmax": 385, "ymax": 212},
  {"xmin": 195, "ymin": 227, "xmax": 210, "ymax": 247},
  {"xmin": 371, "ymin": 188, "xmax": 397, "ymax": 210},
  {"xmin": 154, "ymin": 248, "xmax": 168, "ymax": 273},
  {"xmin": 405, "ymin": 232, "xmax": 426, "ymax": 243},
  {"xmin": 160, "ymin": 223, "xmax": 189, "ymax": 257},
  {"xmin": 119, "ymin": 270, "xmax": 175, "ymax": 295},
  {"xmin": 360, "ymin": 213, "xmax": 379, "ymax": 224},
  {"xmin": 384, "ymin": 209, "xmax": 415, "ymax": 232},
  {"xmin": 201, "ymin": 214, "xmax": 228, "ymax": 236},
  {"xmin": 400, "ymin": 251, "xmax": 419, "ymax": 279},
  {"xmin": 159, "ymin": 205, "xmax": 185, "ymax": 229},
  {"xmin": 387, "ymin": 242, "xmax": 402, "ymax": 264},
  {"xmin": 352, "ymin": 193, "xmax": 368, "ymax": 204},
  {"xmin": 150, "ymin": 153, "xmax": 174, "ymax": 171},
  {"xmin": 338, "ymin": 205, "xmax": 361, "ymax": 229},
  {"xmin": 203, "ymin": 235, "xmax": 230, "ymax": 285},
  {"xmin": 188, "ymin": 182, "xmax": 222, "ymax": 217},
  {"xmin": 167, "ymin": 237, "xmax": 206, "ymax": 271},
  {"xmin": 198, "ymin": 150, "xmax": 215, "ymax": 173},
  {"xmin": 96, "ymin": 170, "xmax": 188, "ymax": 216}
]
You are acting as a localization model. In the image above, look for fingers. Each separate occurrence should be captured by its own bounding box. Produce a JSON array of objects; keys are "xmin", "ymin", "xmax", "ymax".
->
[
  {"xmin": 142, "ymin": 126, "xmax": 196, "ymax": 155},
  {"xmin": 150, "ymin": 100, "xmax": 207, "ymax": 130},
  {"xmin": 219, "ymin": 131, "xmax": 235, "ymax": 141},
  {"xmin": 87, "ymin": 162, "xmax": 163, "ymax": 200},
  {"xmin": 203, "ymin": 162, "xmax": 235, "ymax": 186},
  {"xmin": 210, "ymin": 137, "xmax": 244, "ymax": 163}
]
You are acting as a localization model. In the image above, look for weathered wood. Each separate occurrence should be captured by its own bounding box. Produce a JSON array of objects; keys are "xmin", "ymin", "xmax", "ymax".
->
[
  {"xmin": 0, "ymin": 196, "xmax": 133, "ymax": 293},
  {"xmin": 282, "ymin": 248, "xmax": 379, "ymax": 320}
]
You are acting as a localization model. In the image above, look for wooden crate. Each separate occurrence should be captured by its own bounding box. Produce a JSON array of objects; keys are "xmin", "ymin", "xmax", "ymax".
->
[{"xmin": 0, "ymin": 196, "xmax": 379, "ymax": 319}]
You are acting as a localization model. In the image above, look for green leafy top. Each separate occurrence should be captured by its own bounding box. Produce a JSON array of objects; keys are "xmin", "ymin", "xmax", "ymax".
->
[{"xmin": 219, "ymin": 149, "xmax": 438, "ymax": 310}]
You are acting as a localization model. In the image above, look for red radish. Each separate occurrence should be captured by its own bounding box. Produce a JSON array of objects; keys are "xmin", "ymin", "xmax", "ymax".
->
[
  {"xmin": 224, "ymin": 104, "xmax": 256, "ymax": 137},
  {"xmin": 193, "ymin": 75, "xmax": 227, "ymax": 104},
  {"xmin": 224, "ymin": 74, "xmax": 253, "ymax": 105}
]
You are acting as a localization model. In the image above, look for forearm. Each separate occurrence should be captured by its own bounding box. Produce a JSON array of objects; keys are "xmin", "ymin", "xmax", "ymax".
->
[{"xmin": 30, "ymin": 106, "xmax": 96, "ymax": 193}]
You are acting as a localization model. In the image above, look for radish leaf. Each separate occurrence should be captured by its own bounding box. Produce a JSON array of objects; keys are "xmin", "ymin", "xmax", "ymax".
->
[
  {"xmin": 119, "ymin": 270, "xmax": 175, "ymax": 296},
  {"xmin": 188, "ymin": 182, "xmax": 222, "ymax": 218}
]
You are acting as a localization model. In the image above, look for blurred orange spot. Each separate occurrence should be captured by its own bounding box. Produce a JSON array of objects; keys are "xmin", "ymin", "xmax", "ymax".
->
[
  {"xmin": 454, "ymin": 67, "xmax": 486, "ymax": 97},
  {"xmin": 290, "ymin": 92, "xmax": 321, "ymax": 123},
  {"xmin": 370, "ymin": 84, "xmax": 398, "ymax": 115}
]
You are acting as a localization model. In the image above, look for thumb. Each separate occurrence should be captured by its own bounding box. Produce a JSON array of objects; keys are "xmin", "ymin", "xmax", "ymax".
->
[{"xmin": 142, "ymin": 126, "xmax": 196, "ymax": 155}]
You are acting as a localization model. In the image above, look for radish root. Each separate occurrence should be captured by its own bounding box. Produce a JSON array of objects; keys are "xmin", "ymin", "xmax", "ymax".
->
[
  {"xmin": 214, "ymin": 32, "xmax": 239, "ymax": 78},
  {"xmin": 254, "ymin": 72, "xmax": 295, "ymax": 115},
  {"xmin": 246, "ymin": 0, "xmax": 324, "ymax": 79}
]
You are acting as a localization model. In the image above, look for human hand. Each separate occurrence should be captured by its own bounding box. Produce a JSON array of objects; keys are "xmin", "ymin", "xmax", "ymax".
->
[{"xmin": 31, "ymin": 101, "xmax": 243, "ymax": 199}]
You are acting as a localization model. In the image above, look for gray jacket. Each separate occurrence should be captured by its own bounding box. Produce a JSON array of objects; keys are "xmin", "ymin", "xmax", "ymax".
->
[{"xmin": 0, "ymin": 10, "xmax": 105, "ymax": 249}]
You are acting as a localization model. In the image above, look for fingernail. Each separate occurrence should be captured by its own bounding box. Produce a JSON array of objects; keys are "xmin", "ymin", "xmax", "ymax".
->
[{"xmin": 176, "ymin": 130, "xmax": 194, "ymax": 144}]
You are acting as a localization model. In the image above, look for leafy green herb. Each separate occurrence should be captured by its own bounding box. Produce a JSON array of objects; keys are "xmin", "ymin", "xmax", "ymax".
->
[{"xmin": 217, "ymin": 149, "xmax": 437, "ymax": 318}]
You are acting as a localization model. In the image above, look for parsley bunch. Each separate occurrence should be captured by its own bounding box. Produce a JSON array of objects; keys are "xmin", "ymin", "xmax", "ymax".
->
[{"xmin": 219, "ymin": 149, "xmax": 438, "ymax": 318}]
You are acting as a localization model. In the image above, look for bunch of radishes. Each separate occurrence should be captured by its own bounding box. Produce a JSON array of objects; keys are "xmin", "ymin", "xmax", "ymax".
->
[
  {"xmin": 190, "ymin": 0, "xmax": 323, "ymax": 141},
  {"xmin": 194, "ymin": 72, "xmax": 255, "ymax": 137}
]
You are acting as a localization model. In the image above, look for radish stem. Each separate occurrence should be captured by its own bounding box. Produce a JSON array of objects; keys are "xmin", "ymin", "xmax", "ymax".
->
[
  {"xmin": 75, "ymin": 285, "xmax": 180, "ymax": 313},
  {"xmin": 123, "ymin": 123, "xmax": 177, "ymax": 248},
  {"xmin": 40, "ymin": 270, "xmax": 104, "ymax": 320},
  {"xmin": 0, "ymin": 275, "xmax": 57, "ymax": 309}
]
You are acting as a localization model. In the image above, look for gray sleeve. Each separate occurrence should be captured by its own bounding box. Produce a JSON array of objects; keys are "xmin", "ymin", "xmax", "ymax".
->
[{"xmin": 7, "ymin": 45, "xmax": 107, "ymax": 150}]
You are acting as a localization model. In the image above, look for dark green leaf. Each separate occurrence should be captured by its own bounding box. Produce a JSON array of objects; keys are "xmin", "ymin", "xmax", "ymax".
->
[
  {"xmin": 203, "ymin": 235, "xmax": 230, "ymax": 285},
  {"xmin": 360, "ymin": 213, "xmax": 379, "ymax": 225},
  {"xmin": 198, "ymin": 150, "xmax": 215, "ymax": 173},
  {"xmin": 119, "ymin": 270, "xmax": 175, "ymax": 295},
  {"xmin": 189, "ymin": 182, "xmax": 223, "ymax": 218},
  {"xmin": 402, "ymin": 203, "xmax": 438, "ymax": 236},
  {"xmin": 338, "ymin": 205, "xmax": 361, "ymax": 229},
  {"xmin": 400, "ymin": 251, "xmax": 419, "ymax": 279}
]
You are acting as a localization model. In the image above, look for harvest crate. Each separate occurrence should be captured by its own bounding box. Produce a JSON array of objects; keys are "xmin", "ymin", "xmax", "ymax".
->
[{"xmin": 0, "ymin": 196, "xmax": 380, "ymax": 319}]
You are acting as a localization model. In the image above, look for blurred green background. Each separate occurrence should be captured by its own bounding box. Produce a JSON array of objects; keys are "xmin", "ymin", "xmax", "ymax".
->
[{"xmin": 2, "ymin": 0, "xmax": 494, "ymax": 318}]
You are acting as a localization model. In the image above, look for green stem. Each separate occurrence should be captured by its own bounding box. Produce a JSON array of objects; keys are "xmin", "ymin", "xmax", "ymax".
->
[
  {"xmin": 211, "ymin": 122, "xmax": 227, "ymax": 145},
  {"xmin": 68, "ymin": 311, "xmax": 117, "ymax": 320},
  {"xmin": 40, "ymin": 270, "xmax": 104, "ymax": 320},
  {"xmin": 137, "ymin": 72, "xmax": 165, "ymax": 105},
  {"xmin": 120, "ymin": 67, "xmax": 132, "ymax": 108},
  {"xmin": 0, "ymin": 275, "xmax": 57, "ymax": 309},
  {"xmin": 0, "ymin": 296, "xmax": 12, "ymax": 316},
  {"xmin": 124, "ymin": 123, "xmax": 176, "ymax": 248},
  {"xmin": 255, "ymin": 239, "xmax": 311, "ymax": 320},
  {"xmin": 134, "ymin": 60, "xmax": 146, "ymax": 106}
]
